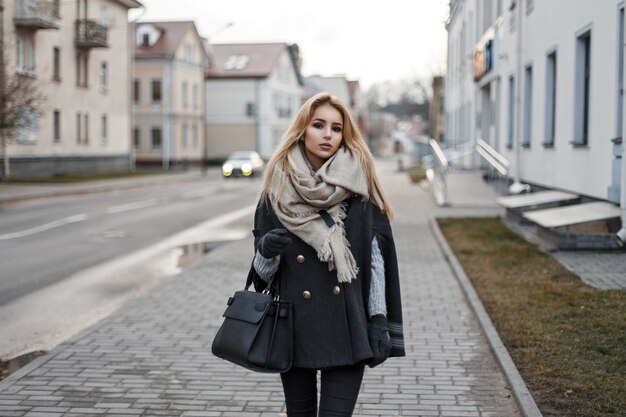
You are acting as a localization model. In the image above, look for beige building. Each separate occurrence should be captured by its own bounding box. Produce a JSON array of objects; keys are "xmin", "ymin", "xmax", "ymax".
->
[
  {"xmin": 1, "ymin": 0, "xmax": 142, "ymax": 177},
  {"xmin": 132, "ymin": 21, "xmax": 208, "ymax": 168},
  {"xmin": 204, "ymin": 43, "xmax": 304, "ymax": 160}
]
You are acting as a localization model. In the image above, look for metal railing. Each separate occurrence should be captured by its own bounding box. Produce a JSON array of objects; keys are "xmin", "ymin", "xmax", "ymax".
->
[
  {"xmin": 75, "ymin": 19, "xmax": 108, "ymax": 48},
  {"xmin": 14, "ymin": 0, "xmax": 60, "ymax": 29},
  {"xmin": 476, "ymin": 138, "xmax": 511, "ymax": 195},
  {"xmin": 428, "ymin": 138, "xmax": 449, "ymax": 206}
]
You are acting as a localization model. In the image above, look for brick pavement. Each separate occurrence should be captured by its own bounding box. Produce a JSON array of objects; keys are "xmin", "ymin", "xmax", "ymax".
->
[{"xmin": 0, "ymin": 161, "xmax": 523, "ymax": 416}]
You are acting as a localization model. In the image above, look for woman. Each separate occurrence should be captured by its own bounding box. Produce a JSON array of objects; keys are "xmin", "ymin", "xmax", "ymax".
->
[{"xmin": 250, "ymin": 92, "xmax": 405, "ymax": 417}]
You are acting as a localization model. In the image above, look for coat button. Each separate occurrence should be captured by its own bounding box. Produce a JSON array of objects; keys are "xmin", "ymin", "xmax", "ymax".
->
[
  {"xmin": 333, "ymin": 286, "xmax": 341, "ymax": 295},
  {"xmin": 296, "ymin": 255, "xmax": 305, "ymax": 263},
  {"xmin": 303, "ymin": 290, "xmax": 311, "ymax": 299}
]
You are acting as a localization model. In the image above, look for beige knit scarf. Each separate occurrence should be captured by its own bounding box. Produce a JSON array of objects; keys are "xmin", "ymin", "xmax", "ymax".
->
[{"xmin": 269, "ymin": 144, "xmax": 369, "ymax": 283}]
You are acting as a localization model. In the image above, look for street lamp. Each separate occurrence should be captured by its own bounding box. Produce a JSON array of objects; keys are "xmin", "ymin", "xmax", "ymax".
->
[{"xmin": 209, "ymin": 22, "xmax": 233, "ymax": 40}]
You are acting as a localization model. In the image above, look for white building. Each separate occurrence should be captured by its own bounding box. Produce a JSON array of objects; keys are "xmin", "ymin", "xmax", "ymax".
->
[
  {"xmin": 445, "ymin": 0, "xmax": 625, "ymax": 207},
  {"xmin": 1, "ymin": 0, "xmax": 142, "ymax": 177},
  {"xmin": 204, "ymin": 43, "xmax": 304, "ymax": 160}
]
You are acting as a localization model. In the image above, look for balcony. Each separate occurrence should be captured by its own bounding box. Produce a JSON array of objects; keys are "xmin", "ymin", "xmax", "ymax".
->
[
  {"xmin": 13, "ymin": 0, "xmax": 60, "ymax": 30},
  {"xmin": 75, "ymin": 19, "xmax": 108, "ymax": 49}
]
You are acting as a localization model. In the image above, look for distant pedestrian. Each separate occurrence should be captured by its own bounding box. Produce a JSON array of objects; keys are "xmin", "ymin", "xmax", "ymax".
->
[{"xmin": 250, "ymin": 92, "xmax": 405, "ymax": 416}]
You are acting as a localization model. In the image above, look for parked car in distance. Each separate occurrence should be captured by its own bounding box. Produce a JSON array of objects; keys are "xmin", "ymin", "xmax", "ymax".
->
[{"xmin": 222, "ymin": 151, "xmax": 265, "ymax": 178}]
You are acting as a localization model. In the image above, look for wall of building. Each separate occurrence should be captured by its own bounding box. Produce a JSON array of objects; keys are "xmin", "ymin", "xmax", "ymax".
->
[
  {"xmin": 3, "ymin": 0, "xmax": 135, "ymax": 175},
  {"xmin": 445, "ymin": 0, "xmax": 624, "ymax": 200}
]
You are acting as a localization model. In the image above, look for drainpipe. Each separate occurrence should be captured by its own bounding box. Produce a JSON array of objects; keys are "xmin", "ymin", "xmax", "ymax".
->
[
  {"xmin": 619, "ymin": 139, "xmax": 626, "ymax": 244},
  {"xmin": 619, "ymin": 11, "xmax": 626, "ymax": 245},
  {"xmin": 508, "ymin": 0, "xmax": 526, "ymax": 194}
]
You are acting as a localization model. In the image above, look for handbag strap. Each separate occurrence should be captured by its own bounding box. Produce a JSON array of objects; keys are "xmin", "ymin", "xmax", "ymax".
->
[{"xmin": 246, "ymin": 262, "xmax": 280, "ymax": 297}]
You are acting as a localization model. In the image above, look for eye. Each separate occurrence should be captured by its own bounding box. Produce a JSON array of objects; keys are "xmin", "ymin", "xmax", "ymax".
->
[
  {"xmin": 332, "ymin": 126, "xmax": 342, "ymax": 133},
  {"xmin": 312, "ymin": 122, "xmax": 323, "ymax": 129}
]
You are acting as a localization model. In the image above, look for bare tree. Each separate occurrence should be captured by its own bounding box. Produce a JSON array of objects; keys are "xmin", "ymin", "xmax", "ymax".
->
[{"xmin": 0, "ymin": 6, "xmax": 45, "ymax": 179}]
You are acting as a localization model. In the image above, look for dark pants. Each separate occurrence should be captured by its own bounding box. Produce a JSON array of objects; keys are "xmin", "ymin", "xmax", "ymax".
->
[{"xmin": 280, "ymin": 363, "xmax": 365, "ymax": 417}]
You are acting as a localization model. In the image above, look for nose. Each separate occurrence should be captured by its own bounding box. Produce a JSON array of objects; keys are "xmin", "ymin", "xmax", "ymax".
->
[{"xmin": 323, "ymin": 127, "xmax": 332, "ymax": 139}]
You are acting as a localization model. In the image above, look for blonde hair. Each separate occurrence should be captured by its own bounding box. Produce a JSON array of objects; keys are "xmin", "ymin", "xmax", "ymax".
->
[{"xmin": 261, "ymin": 92, "xmax": 394, "ymax": 219}]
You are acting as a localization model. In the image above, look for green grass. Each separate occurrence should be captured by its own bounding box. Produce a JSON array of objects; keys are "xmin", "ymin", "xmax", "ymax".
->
[
  {"xmin": 2, "ymin": 170, "xmax": 168, "ymax": 183},
  {"xmin": 407, "ymin": 163, "xmax": 427, "ymax": 183},
  {"xmin": 438, "ymin": 217, "xmax": 626, "ymax": 417}
]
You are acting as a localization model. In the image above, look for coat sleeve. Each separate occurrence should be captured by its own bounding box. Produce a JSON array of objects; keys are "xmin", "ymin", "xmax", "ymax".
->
[
  {"xmin": 372, "ymin": 208, "xmax": 406, "ymax": 357},
  {"xmin": 249, "ymin": 199, "xmax": 277, "ymax": 292}
]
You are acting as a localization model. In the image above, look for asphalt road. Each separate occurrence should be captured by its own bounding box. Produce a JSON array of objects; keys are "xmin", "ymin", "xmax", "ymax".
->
[{"xmin": 0, "ymin": 176, "xmax": 263, "ymax": 359}]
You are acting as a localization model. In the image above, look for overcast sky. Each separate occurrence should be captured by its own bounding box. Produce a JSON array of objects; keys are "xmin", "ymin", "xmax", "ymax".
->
[{"xmin": 132, "ymin": 1, "xmax": 449, "ymax": 88}]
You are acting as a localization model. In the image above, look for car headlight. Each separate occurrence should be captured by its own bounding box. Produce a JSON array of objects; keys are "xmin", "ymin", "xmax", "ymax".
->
[
  {"xmin": 222, "ymin": 163, "xmax": 233, "ymax": 176},
  {"xmin": 241, "ymin": 163, "xmax": 252, "ymax": 176}
]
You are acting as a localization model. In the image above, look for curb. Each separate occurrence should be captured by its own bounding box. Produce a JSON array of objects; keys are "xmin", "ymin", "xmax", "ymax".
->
[{"xmin": 429, "ymin": 218, "xmax": 544, "ymax": 417}]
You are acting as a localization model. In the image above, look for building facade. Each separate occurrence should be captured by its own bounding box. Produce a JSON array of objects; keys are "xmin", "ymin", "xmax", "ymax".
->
[
  {"xmin": 1, "ymin": 0, "xmax": 142, "ymax": 177},
  {"xmin": 204, "ymin": 43, "xmax": 303, "ymax": 160},
  {"xmin": 446, "ymin": 0, "xmax": 625, "ymax": 204},
  {"xmin": 132, "ymin": 21, "xmax": 208, "ymax": 168}
]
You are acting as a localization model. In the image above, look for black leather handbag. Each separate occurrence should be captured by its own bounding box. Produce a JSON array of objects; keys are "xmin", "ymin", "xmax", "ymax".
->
[{"xmin": 211, "ymin": 270, "xmax": 293, "ymax": 373}]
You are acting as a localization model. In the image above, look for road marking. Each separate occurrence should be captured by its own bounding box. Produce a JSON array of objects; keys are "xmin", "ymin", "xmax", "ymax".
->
[
  {"xmin": 0, "ymin": 214, "xmax": 88, "ymax": 240},
  {"xmin": 106, "ymin": 198, "xmax": 161, "ymax": 214}
]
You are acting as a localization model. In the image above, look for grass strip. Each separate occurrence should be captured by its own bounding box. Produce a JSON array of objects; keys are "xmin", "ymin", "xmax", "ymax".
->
[
  {"xmin": 407, "ymin": 163, "xmax": 427, "ymax": 183},
  {"xmin": 438, "ymin": 217, "xmax": 625, "ymax": 417}
]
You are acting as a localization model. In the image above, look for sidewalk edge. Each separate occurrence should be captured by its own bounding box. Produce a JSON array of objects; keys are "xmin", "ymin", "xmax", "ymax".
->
[
  {"xmin": 429, "ymin": 218, "xmax": 544, "ymax": 417},
  {"xmin": 0, "ymin": 314, "xmax": 116, "ymax": 391}
]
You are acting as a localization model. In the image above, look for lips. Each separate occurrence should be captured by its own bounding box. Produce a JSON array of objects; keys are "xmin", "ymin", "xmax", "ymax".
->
[{"xmin": 320, "ymin": 144, "xmax": 332, "ymax": 150}]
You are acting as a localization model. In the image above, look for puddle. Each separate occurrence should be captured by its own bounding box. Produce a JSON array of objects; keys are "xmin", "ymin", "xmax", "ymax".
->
[
  {"xmin": 0, "ymin": 350, "xmax": 46, "ymax": 381},
  {"xmin": 176, "ymin": 240, "xmax": 230, "ymax": 269}
]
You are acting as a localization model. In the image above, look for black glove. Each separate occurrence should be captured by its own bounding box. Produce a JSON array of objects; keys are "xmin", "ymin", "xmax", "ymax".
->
[
  {"xmin": 258, "ymin": 229, "xmax": 292, "ymax": 258},
  {"xmin": 367, "ymin": 314, "xmax": 390, "ymax": 368}
]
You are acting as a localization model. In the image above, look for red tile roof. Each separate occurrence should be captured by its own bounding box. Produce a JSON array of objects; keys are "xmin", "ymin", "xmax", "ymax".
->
[
  {"xmin": 205, "ymin": 43, "xmax": 288, "ymax": 79},
  {"xmin": 134, "ymin": 21, "xmax": 198, "ymax": 57}
]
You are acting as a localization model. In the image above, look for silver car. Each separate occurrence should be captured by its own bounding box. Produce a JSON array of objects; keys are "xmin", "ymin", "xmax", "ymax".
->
[{"xmin": 222, "ymin": 151, "xmax": 265, "ymax": 178}]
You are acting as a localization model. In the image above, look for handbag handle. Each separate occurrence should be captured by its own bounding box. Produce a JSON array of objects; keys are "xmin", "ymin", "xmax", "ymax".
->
[{"xmin": 245, "ymin": 263, "xmax": 280, "ymax": 298}]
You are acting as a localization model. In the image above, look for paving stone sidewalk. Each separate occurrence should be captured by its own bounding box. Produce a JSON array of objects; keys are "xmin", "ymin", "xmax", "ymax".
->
[{"xmin": 0, "ymin": 161, "xmax": 523, "ymax": 416}]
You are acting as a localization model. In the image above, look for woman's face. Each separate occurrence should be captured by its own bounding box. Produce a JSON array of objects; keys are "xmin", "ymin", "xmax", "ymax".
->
[{"xmin": 302, "ymin": 103, "xmax": 344, "ymax": 170}]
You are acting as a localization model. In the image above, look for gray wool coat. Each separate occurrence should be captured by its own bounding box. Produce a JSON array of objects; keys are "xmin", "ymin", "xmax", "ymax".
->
[{"xmin": 250, "ymin": 196, "xmax": 406, "ymax": 369}]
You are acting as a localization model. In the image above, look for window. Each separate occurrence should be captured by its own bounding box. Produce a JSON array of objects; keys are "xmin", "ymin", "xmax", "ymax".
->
[
  {"xmin": 84, "ymin": 113, "xmax": 89, "ymax": 144},
  {"xmin": 507, "ymin": 75, "xmax": 515, "ymax": 148},
  {"xmin": 526, "ymin": 0, "xmax": 534, "ymax": 14},
  {"xmin": 151, "ymin": 127, "xmax": 162, "ymax": 148},
  {"xmin": 53, "ymin": 47, "xmax": 61, "ymax": 80},
  {"xmin": 523, "ymin": 65, "xmax": 533, "ymax": 147},
  {"xmin": 151, "ymin": 79, "xmax": 162, "ymax": 103},
  {"xmin": 224, "ymin": 55, "xmax": 250, "ymax": 70},
  {"xmin": 76, "ymin": 112, "xmax": 81, "ymax": 143},
  {"xmin": 133, "ymin": 79, "xmax": 140, "ymax": 103},
  {"xmin": 182, "ymin": 81, "xmax": 188, "ymax": 108},
  {"xmin": 17, "ymin": 37, "xmax": 25, "ymax": 72},
  {"xmin": 17, "ymin": 107, "xmax": 36, "ymax": 142},
  {"xmin": 574, "ymin": 30, "xmax": 591, "ymax": 145},
  {"xmin": 100, "ymin": 5, "xmax": 109, "ymax": 26},
  {"xmin": 100, "ymin": 62, "xmax": 108, "ymax": 91},
  {"xmin": 53, "ymin": 110, "xmax": 61, "ymax": 142},
  {"xmin": 101, "ymin": 115, "xmax": 107, "ymax": 143},
  {"xmin": 192, "ymin": 83, "xmax": 199, "ymax": 110},
  {"xmin": 28, "ymin": 38, "xmax": 35, "ymax": 73},
  {"xmin": 182, "ymin": 123, "xmax": 188, "ymax": 148},
  {"xmin": 133, "ymin": 127, "xmax": 141, "ymax": 148},
  {"xmin": 544, "ymin": 51, "xmax": 557, "ymax": 146},
  {"xmin": 142, "ymin": 33, "xmax": 150, "ymax": 46},
  {"xmin": 246, "ymin": 102, "xmax": 256, "ymax": 117},
  {"xmin": 192, "ymin": 124, "xmax": 198, "ymax": 148},
  {"xmin": 76, "ymin": 52, "xmax": 88, "ymax": 87}
]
